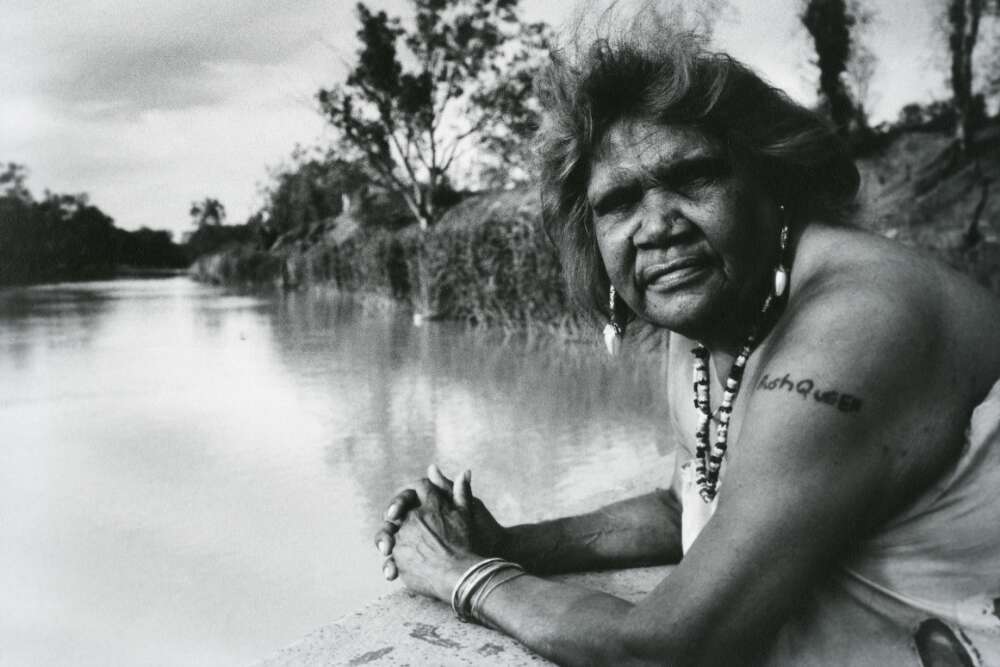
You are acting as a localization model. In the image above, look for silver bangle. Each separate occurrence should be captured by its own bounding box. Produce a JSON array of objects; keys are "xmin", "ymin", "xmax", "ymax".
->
[
  {"xmin": 469, "ymin": 566, "xmax": 525, "ymax": 623},
  {"xmin": 451, "ymin": 558, "xmax": 525, "ymax": 623},
  {"xmin": 451, "ymin": 558, "xmax": 504, "ymax": 621}
]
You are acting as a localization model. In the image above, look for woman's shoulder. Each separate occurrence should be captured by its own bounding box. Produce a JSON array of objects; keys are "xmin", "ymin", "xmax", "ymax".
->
[
  {"xmin": 784, "ymin": 223, "xmax": 1000, "ymax": 407},
  {"xmin": 794, "ymin": 224, "xmax": 944, "ymax": 300},
  {"xmin": 794, "ymin": 223, "xmax": 996, "ymax": 309}
]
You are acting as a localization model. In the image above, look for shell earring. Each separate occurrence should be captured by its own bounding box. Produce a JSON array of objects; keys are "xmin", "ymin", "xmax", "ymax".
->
[
  {"xmin": 773, "ymin": 206, "xmax": 790, "ymax": 298},
  {"xmin": 603, "ymin": 285, "xmax": 623, "ymax": 356}
]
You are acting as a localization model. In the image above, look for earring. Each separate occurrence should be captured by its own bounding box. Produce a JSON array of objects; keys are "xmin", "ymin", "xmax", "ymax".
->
[
  {"xmin": 603, "ymin": 285, "xmax": 623, "ymax": 356},
  {"xmin": 773, "ymin": 206, "xmax": 790, "ymax": 298}
]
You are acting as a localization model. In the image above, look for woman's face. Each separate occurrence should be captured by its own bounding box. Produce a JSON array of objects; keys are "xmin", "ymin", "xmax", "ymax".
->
[{"xmin": 588, "ymin": 118, "xmax": 776, "ymax": 340}]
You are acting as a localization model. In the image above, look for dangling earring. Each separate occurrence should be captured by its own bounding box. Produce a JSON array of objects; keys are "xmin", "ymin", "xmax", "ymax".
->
[
  {"xmin": 603, "ymin": 285, "xmax": 623, "ymax": 356},
  {"xmin": 773, "ymin": 205, "xmax": 790, "ymax": 298}
]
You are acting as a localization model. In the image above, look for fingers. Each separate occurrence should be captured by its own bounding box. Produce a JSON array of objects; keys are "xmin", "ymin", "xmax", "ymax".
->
[
  {"xmin": 385, "ymin": 489, "xmax": 419, "ymax": 523},
  {"xmin": 373, "ymin": 520, "xmax": 398, "ymax": 556},
  {"xmin": 454, "ymin": 469, "xmax": 472, "ymax": 510},
  {"xmin": 427, "ymin": 463, "xmax": 454, "ymax": 493},
  {"xmin": 411, "ymin": 478, "xmax": 444, "ymax": 506},
  {"xmin": 384, "ymin": 465, "xmax": 455, "ymax": 522},
  {"xmin": 382, "ymin": 556, "xmax": 397, "ymax": 581}
]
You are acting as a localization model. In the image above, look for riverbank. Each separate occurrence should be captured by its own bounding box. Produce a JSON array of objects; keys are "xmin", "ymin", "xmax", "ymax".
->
[
  {"xmin": 190, "ymin": 188, "xmax": 603, "ymax": 342},
  {"xmin": 191, "ymin": 128, "xmax": 1000, "ymax": 338}
]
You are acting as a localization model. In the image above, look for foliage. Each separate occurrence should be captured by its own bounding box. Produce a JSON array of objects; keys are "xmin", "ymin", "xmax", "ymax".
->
[
  {"xmin": 257, "ymin": 146, "xmax": 371, "ymax": 243},
  {"xmin": 291, "ymin": 189, "xmax": 575, "ymax": 330},
  {"xmin": 189, "ymin": 197, "xmax": 226, "ymax": 227},
  {"xmin": 0, "ymin": 162, "xmax": 32, "ymax": 203},
  {"xmin": 944, "ymin": 0, "xmax": 1000, "ymax": 149},
  {"xmin": 801, "ymin": 0, "xmax": 868, "ymax": 137},
  {"xmin": 843, "ymin": 0, "xmax": 877, "ymax": 124},
  {"xmin": 113, "ymin": 227, "xmax": 188, "ymax": 268},
  {"xmin": 182, "ymin": 221, "xmax": 257, "ymax": 260},
  {"xmin": 317, "ymin": 0, "xmax": 550, "ymax": 229},
  {"xmin": 897, "ymin": 100, "xmax": 964, "ymax": 131},
  {"xmin": 189, "ymin": 245, "xmax": 283, "ymax": 285},
  {"xmin": 0, "ymin": 163, "xmax": 188, "ymax": 285}
]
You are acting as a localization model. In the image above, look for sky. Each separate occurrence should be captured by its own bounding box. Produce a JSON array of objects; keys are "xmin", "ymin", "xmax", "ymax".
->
[{"xmin": 1, "ymin": 0, "xmax": 950, "ymax": 237}]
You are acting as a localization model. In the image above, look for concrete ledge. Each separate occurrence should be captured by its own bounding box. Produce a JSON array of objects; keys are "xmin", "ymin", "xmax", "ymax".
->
[
  {"xmin": 257, "ymin": 566, "xmax": 673, "ymax": 666},
  {"xmin": 260, "ymin": 460, "xmax": 676, "ymax": 665}
]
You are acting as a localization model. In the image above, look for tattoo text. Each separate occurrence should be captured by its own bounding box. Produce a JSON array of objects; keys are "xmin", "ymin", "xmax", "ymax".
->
[{"xmin": 755, "ymin": 373, "xmax": 863, "ymax": 413}]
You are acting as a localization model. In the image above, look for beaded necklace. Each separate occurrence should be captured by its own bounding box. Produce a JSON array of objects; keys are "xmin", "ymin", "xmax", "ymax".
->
[{"xmin": 691, "ymin": 292, "xmax": 775, "ymax": 502}]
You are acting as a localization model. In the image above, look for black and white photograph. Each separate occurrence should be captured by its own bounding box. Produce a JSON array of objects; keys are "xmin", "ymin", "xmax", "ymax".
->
[{"xmin": 2, "ymin": 0, "xmax": 1000, "ymax": 664}]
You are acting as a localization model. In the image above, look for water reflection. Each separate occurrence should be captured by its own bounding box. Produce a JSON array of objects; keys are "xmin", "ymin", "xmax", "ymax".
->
[{"xmin": 0, "ymin": 279, "xmax": 672, "ymax": 666}]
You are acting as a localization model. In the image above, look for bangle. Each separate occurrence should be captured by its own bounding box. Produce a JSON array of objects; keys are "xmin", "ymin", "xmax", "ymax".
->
[
  {"xmin": 469, "ymin": 566, "xmax": 525, "ymax": 623},
  {"xmin": 451, "ymin": 558, "xmax": 504, "ymax": 621},
  {"xmin": 450, "ymin": 558, "xmax": 525, "ymax": 623}
]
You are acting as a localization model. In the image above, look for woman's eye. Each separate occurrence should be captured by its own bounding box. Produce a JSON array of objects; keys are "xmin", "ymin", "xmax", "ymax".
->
[
  {"xmin": 669, "ymin": 160, "xmax": 728, "ymax": 197},
  {"xmin": 593, "ymin": 186, "xmax": 641, "ymax": 216},
  {"xmin": 675, "ymin": 176, "xmax": 712, "ymax": 197}
]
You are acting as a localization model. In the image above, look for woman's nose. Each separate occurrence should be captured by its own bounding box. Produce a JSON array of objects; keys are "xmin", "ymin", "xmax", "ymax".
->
[{"xmin": 632, "ymin": 192, "xmax": 679, "ymax": 248}]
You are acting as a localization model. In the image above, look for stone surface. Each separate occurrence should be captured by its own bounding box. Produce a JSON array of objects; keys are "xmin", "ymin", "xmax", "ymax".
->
[{"xmin": 255, "ymin": 566, "xmax": 673, "ymax": 666}]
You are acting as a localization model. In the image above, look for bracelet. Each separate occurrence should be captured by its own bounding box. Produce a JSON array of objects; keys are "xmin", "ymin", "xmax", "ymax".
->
[
  {"xmin": 451, "ymin": 558, "xmax": 504, "ymax": 621},
  {"xmin": 450, "ymin": 558, "xmax": 525, "ymax": 623},
  {"xmin": 469, "ymin": 566, "xmax": 525, "ymax": 623}
]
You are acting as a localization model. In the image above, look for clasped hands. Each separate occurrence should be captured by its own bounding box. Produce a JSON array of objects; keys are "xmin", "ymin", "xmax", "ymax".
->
[{"xmin": 374, "ymin": 464, "xmax": 508, "ymax": 602}]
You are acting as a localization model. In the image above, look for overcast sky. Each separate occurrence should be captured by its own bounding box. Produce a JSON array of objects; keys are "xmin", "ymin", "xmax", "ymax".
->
[{"xmin": 1, "ymin": 0, "xmax": 946, "ymax": 237}]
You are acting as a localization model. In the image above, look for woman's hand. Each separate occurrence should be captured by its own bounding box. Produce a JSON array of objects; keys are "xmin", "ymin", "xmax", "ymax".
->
[
  {"xmin": 375, "ymin": 466, "xmax": 507, "ymax": 580},
  {"xmin": 388, "ymin": 474, "xmax": 483, "ymax": 601}
]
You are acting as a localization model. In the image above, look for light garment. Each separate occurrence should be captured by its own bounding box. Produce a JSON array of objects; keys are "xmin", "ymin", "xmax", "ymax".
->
[{"xmin": 678, "ymin": 379, "xmax": 1000, "ymax": 666}]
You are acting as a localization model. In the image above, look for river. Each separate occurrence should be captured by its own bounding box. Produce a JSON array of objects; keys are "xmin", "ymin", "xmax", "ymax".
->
[{"xmin": 0, "ymin": 278, "xmax": 672, "ymax": 666}]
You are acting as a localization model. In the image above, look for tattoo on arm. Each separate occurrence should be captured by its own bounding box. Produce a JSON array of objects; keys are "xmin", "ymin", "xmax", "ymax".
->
[{"xmin": 755, "ymin": 372, "xmax": 864, "ymax": 413}]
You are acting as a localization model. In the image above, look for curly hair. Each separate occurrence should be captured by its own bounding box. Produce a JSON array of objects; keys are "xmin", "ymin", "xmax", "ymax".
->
[{"xmin": 535, "ymin": 32, "xmax": 860, "ymax": 324}]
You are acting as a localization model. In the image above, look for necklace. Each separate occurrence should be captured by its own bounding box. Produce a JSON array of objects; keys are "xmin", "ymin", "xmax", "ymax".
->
[{"xmin": 691, "ymin": 293, "xmax": 775, "ymax": 502}]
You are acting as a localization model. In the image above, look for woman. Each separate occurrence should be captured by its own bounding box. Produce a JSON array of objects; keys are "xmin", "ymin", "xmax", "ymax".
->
[{"xmin": 373, "ymin": 33, "xmax": 1000, "ymax": 665}]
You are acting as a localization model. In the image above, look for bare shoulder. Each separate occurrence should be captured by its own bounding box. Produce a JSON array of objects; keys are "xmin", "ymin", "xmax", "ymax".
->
[
  {"xmin": 740, "ymin": 224, "xmax": 1000, "ymax": 519},
  {"xmin": 774, "ymin": 224, "xmax": 1000, "ymax": 405}
]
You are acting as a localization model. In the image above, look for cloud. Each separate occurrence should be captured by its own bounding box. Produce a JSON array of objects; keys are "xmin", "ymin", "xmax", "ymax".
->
[
  {"xmin": 4, "ymin": 0, "xmax": 356, "ymax": 118},
  {"xmin": 0, "ymin": 1, "xmax": 366, "ymax": 233}
]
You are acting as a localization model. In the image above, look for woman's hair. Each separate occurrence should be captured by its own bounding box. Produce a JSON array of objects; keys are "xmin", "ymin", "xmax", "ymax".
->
[{"xmin": 536, "ymin": 31, "xmax": 861, "ymax": 323}]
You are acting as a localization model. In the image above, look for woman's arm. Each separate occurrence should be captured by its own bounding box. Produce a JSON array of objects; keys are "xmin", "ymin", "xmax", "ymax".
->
[
  {"xmin": 501, "ymin": 487, "xmax": 683, "ymax": 573},
  {"xmin": 392, "ymin": 286, "xmax": 958, "ymax": 665},
  {"xmin": 378, "ymin": 459, "xmax": 684, "ymax": 577},
  {"xmin": 501, "ymin": 380, "xmax": 689, "ymax": 574}
]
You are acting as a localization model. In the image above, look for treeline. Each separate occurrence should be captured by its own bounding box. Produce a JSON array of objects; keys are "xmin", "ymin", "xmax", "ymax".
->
[
  {"xmin": 188, "ymin": 0, "xmax": 1000, "ymax": 327},
  {"xmin": 0, "ymin": 163, "xmax": 188, "ymax": 286}
]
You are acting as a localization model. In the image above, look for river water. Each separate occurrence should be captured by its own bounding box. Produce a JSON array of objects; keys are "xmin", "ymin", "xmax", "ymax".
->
[{"xmin": 0, "ymin": 278, "xmax": 672, "ymax": 666}]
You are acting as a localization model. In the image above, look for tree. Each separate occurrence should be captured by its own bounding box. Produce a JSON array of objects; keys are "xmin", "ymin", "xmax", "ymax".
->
[
  {"xmin": 0, "ymin": 162, "xmax": 33, "ymax": 203},
  {"xmin": 318, "ymin": 0, "xmax": 550, "ymax": 229},
  {"xmin": 801, "ymin": 0, "xmax": 866, "ymax": 138},
  {"xmin": 945, "ymin": 0, "xmax": 998, "ymax": 151},
  {"xmin": 259, "ymin": 146, "xmax": 370, "ymax": 239},
  {"xmin": 843, "ymin": 1, "xmax": 877, "ymax": 131},
  {"xmin": 189, "ymin": 197, "xmax": 226, "ymax": 227}
]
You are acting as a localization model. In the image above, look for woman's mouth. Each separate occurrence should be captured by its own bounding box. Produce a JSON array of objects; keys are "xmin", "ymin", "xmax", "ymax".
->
[{"xmin": 639, "ymin": 258, "xmax": 710, "ymax": 292}]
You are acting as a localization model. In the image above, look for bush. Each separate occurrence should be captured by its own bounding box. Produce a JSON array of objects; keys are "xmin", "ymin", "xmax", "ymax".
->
[
  {"xmin": 190, "ymin": 188, "xmax": 589, "ymax": 335},
  {"xmin": 189, "ymin": 246, "xmax": 283, "ymax": 285},
  {"xmin": 316, "ymin": 190, "xmax": 575, "ymax": 330}
]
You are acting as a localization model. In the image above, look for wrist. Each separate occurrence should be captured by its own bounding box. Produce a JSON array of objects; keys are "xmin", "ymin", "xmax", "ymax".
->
[
  {"xmin": 438, "ymin": 554, "xmax": 482, "ymax": 602},
  {"xmin": 493, "ymin": 525, "xmax": 513, "ymax": 559},
  {"xmin": 497, "ymin": 525, "xmax": 528, "ymax": 565}
]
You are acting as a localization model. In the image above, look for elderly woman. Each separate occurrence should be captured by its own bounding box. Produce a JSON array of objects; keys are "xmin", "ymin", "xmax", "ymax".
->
[{"xmin": 373, "ymin": 33, "xmax": 1000, "ymax": 665}]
